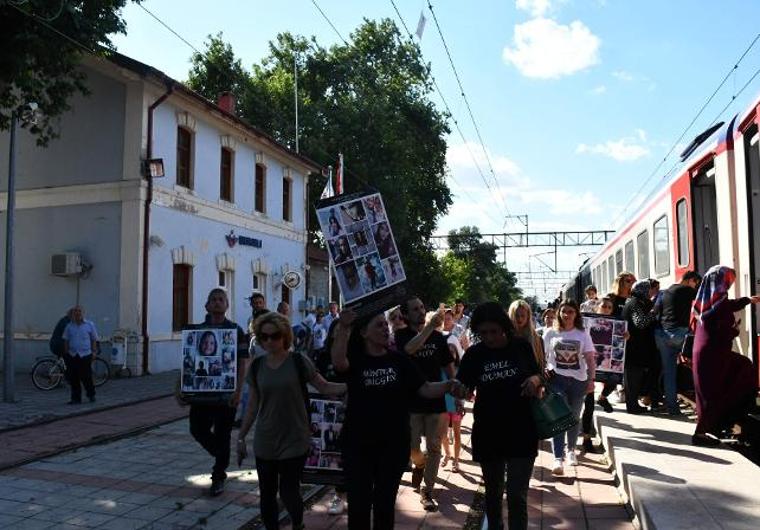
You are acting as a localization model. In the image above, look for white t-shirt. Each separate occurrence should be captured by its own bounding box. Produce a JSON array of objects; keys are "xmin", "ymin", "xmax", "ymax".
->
[
  {"xmin": 543, "ymin": 328, "xmax": 595, "ymax": 382},
  {"xmin": 580, "ymin": 298, "xmax": 600, "ymax": 314},
  {"xmin": 445, "ymin": 332, "xmax": 464, "ymax": 361}
]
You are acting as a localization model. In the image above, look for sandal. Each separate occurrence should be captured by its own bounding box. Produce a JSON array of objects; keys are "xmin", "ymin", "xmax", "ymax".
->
[
  {"xmin": 452, "ymin": 460, "xmax": 460, "ymax": 473},
  {"xmin": 440, "ymin": 456, "xmax": 450, "ymax": 468}
]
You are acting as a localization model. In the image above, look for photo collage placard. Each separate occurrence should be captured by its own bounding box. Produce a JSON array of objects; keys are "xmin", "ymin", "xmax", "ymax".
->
[
  {"xmin": 306, "ymin": 397, "xmax": 345, "ymax": 471},
  {"xmin": 583, "ymin": 316, "xmax": 628, "ymax": 374},
  {"xmin": 317, "ymin": 193, "xmax": 405, "ymax": 304},
  {"xmin": 180, "ymin": 329, "xmax": 237, "ymax": 393}
]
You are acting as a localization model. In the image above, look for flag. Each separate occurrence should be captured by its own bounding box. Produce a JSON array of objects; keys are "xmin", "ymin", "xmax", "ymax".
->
[
  {"xmin": 415, "ymin": 11, "xmax": 427, "ymax": 39},
  {"xmin": 321, "ymin": 166, "xmax": 334, "ymax": 199},
  {"xmin": 336, "ymin": 153, "xmax": 344, "ymax": 194}
]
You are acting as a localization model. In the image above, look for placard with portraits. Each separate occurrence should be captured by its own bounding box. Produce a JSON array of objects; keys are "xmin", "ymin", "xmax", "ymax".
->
[
  {"xmin": 302, "ymin": 395, "xmax": 345, "ymax": 486},
  {"xmin": 180, "ymin": 328, "xmax": 238, "ymax": 396},
  {"xmin": 582, "ymin": 316, "xmax": 628, "ymax": 374}
]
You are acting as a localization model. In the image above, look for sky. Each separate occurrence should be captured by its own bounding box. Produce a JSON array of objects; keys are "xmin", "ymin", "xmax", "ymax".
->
[{"xmin": 112, "ymin": 0, "xmax": 760, "ymax": 302}]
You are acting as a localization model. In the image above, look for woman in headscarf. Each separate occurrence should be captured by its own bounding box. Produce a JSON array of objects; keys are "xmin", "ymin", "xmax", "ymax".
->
[
  {"xmin": 621, "ymin": 280, "xmax": 658, "ymax": 414},
  {"xmin": 690, "ymin": 265, "xmax": 760, "ymax": 446}
]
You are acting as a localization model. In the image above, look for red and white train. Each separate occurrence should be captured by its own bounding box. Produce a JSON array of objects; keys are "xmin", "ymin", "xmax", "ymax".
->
[{"xmin": 565, "ymin": 91, "xmax": 760, "ymax": 375}]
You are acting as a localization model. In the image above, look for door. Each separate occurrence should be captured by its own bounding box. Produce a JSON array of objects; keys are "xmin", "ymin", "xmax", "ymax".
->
[
  {"xmin": 691, "ymin": 164, "xmax": 720, "ymax": 274},
  {"xmin": 744, "ymin": 124, "xmax": 760, "ymax": 366}
]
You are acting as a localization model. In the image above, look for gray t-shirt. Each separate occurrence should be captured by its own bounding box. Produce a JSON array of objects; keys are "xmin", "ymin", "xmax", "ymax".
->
[{"xmin": 247, "ymin": 353, "xmax": 316, "ymax": 460}]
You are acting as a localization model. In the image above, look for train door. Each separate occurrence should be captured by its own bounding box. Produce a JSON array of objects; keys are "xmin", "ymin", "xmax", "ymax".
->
[
  {"xmin": 691, "ymin": 164, "xmax": 721, "ymax": 274},
  {"xmin": 743, "ymin": 125, "xmax": 760, "ymax": 365}
]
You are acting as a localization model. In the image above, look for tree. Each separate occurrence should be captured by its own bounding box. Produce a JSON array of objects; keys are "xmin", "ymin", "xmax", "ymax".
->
[
  {"xmin": 187, "ymin": 21, "xmax": 453, "ymax": 303},
  {"xmin": 442, "ymin": 226, "xmax": 522, "ymax": 306},
  {"xmin": 0, "ymin": 0, "xmax": 137, "ymax": 146}
]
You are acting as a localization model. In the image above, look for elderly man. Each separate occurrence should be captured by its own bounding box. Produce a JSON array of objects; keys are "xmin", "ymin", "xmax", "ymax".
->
[{"xmin": 62, "ymin": 306, "xmax": 99, "ymax": 404}]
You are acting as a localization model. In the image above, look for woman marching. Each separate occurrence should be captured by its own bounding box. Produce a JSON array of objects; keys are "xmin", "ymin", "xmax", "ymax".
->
[
  {"xmin": 508, "ymin": 299, "xmax": 545, "ymax": 370},
  {"xmin": 621, "ymin": 280, "xmax": 658, "ymax": 414},
  {"xmin": 454, "ymin": 302, "xmax": 544, "ymax": 530},
  {"xmin": 690, "ymin": 265, "xmax": 760, "ymax": 446},
  {"xmin": 331, "ymin": 309, "xmax": 456, "ymax": 529},
  {"xmin": 236, "ymin": 312, "xmax": 347, "ymax": 530},
  {"xmin": 542, "ymin": 300, "xmax": 596, "ymax": 476}
]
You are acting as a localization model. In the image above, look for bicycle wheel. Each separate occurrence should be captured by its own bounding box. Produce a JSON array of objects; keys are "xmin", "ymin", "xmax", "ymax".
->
[
  {"xmin": 92, "ymin": 357, "xmax": 110, "ymax": 387},
  {"xmin": 31, "ymin": 359, "xmax": 64, "ymax": 391}
]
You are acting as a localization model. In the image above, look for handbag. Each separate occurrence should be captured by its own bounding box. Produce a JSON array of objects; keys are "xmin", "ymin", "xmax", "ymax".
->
[{"xmin": 531, "ymin": 390, "xmax": 578, "ymax": 439}]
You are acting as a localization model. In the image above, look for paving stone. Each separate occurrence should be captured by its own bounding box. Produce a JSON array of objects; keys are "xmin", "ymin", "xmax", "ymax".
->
[
  {"xmin": 63, "ymin": 511, "xmax": 117, "ymax": 527},
  {"xmin": 95, "ymin": 518, "xmax": 149, "ymax": 530},
  {"xmin": 122, "ymin": 505, "xmax": 176, "ymax": 521},
  {"xmin": 1, "ymin": 519, "xmax": 56, "ymax": 530}
]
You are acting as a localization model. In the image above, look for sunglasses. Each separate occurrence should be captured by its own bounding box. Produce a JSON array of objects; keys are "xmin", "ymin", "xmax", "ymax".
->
[{"xmin": 258, "ymin": 332, "xmax": 283, "ymax": 342}]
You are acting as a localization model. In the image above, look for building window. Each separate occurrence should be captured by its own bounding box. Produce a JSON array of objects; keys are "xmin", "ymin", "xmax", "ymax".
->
[
  {"xmin": 654, "ymin": 215, "xmax": 670, "ymax": 276},
  {"xmin": 624, "ymin": 240, "xmax": 635, "ymax": 273},
  {"xmin": 219, "ymin": 147, "xmax": 234, "ymax": 202},
  {"xmin": 253, "ymin": 273, "xmax": 266, "ymax": 292},
  {"xmin": 637, "ymin": 230, "xmax": 650, "ymax": 279},
  {"xmin": 615, "ymin": 249, "xmax": 623, "ymax": 275},
  {"xmin": 255, "ymin": 164, "xmax": 266, "ymax": 213},
  {"xmin": 281, "ymin": 283, "xmax": 291, "ymax": 305},
  {"xmin": 218, "ymin": 270, "xmax": 233, "ymax": 317},
  {"xmin": 676, "ymin": 199, "xmax": 689, "ymax": 266},
  {"xmin": 177, "ymin": 127, "xmax": 193, "ymax": 188},
  {"xmin": 172, "ymin": 264, "xmax": 192, "ymax": 331},
  {"xmin": 282, "ymin": 177, "xmax": 292, "ymax": 221}
]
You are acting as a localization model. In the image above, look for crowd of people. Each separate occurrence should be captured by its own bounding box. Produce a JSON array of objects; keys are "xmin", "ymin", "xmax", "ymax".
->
[{"xmin": 147, "ymin": 264, "xmax": 759, "ymax": 530}]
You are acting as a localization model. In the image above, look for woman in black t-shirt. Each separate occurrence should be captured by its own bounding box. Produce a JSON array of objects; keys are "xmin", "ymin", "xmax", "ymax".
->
[
  {"xmin": 455, "ymin": 302, "xmax": 544, "ymax": 530},
  {"xmin": 331, "ymin": 310, "xmax": 455, "ymax": 530}
]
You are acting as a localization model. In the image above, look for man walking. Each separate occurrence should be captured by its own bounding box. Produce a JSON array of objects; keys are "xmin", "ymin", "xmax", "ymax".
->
[
  {"xmin": 322, "ymin": 301, "xmax": 340, "ymax": 331},
  {"xmin": 189, "ymin": 288, "xmax": 249, "ymax": 496},
  {"xmin": 62, "ymin": 306, "xmax": 99, "ymax": 404},
  {"xmin": 655, "ymin": 271, "xmax": 701, "ymax": 415},
  {"xmin": 580, "ymin": 285, "xmax": 600, "ymax": 313},
  {"xmin": 247, "ymin": 292, "xmax": 269, "ymax": 330},
  {"xmin": 395, "ymin": 297, "xmax": 455, "ymax": 512}
]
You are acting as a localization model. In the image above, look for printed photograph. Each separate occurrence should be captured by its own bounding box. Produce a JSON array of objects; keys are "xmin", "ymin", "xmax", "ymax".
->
[
  {"xmin": 221, "ymin": 348, "xmax": 236, "ymax": 373},
  {"xmin": 613, "ymin": 321, "xmax": 627, "ymax": 336},
  {"xmin": 340, "ymin": 200, "xmax": 367, "ymax": 224},
  {"xmin": 611, "ymin": 360, "xmax": 624, "ymax": 372},
  {"xmin": 363, "ymin": 194, "xmax": 387, "ymax": 224},
  {"xmin": 328, "ymin": 236, "xmax": 354, "ymax": 265},
  {"xmin": 336, "ymin": 261, "xmax": 366, "ymax": 302},
  {"xmin": 324, "ymin": 402, "xmax": 338, "ymax": 423},
  {"xmin": 319, "ymin": 453, "xmax": 342, "ymax": 470},
  {"xmin": 588, "ymin": 317, "xmax": 614, "ymax": 346},
  {"xmin": 356, "ymin": 253, "xmax": 388, "ymax": 293},
  {"xmin": 612, "ymin": 335, "xmax": 626, "ymax": 349},
  {"xmin": 318, "ymin": 207, "xmax": 345, "ymax": 239},
  {"xmin": 382, "ymin": 256, "xmax": 404, "ymax": 284},
  {"xmin": 612, "ymin": 346, "xmax": 625, "ymax": 362},
  {"xmin": 349, "ymin": 228, "xmax": 377, "ymax": 256},
  {"xmin": 222, "ymin": 330, "xmax": 235, "ymax": 345},
  {"xmin": 373, "ymin": 221, "xmax": 397, "ymax": 259},
  {"xmin": 345, "ymin": 220, "xmax": 370, "ymax": 235},
  {"xmin": 181, "ymin": 329, "xmax": 236, "ymax": 393},
  {"xmin": 306, "ymin": 439, "xmax": 322, "ymax": 468},
  {"xmin": 208, "ymin": 358, "xmax": 222, "ymax": 376},
  {"xmin": 197, "ymin": 330, "xmax": 219, "ymax": 357},
  {"xmin": 322, "ymin": 423, "xmax": 342, "ymax": 452}
]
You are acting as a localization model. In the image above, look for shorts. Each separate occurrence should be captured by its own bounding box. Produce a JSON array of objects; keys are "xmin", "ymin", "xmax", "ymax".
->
[{"xmin": 446, "ymin": 412, "xmax": 463, "ymax": 424}]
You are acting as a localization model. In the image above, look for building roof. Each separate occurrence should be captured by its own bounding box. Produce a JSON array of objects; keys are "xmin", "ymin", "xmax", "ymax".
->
[{"xmin": 103, "ymin": 50, "xmax": 323, "ymax": 174}]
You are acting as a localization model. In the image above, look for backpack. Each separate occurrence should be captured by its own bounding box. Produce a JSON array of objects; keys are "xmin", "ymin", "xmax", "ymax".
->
[{"xmin": 250, "ymin": 353, "xmax": 311, "ymax": 416}]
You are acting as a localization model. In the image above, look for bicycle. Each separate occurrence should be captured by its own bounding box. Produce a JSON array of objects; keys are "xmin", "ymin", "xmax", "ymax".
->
[{"xmin": 31, "ymin": 354, "xmax": 110, "ymax": 391}]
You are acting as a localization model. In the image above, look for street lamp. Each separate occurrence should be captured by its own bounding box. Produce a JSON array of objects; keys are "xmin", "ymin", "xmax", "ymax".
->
[{"xmin": 3, "ymin": 102, "xmax": 38, "ymax": 403}]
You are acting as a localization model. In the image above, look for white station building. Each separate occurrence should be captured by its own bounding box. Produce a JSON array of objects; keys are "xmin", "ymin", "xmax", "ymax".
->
[{"xmin": 0, "ymin": 52, "xmax": 320, "ymax": 374}]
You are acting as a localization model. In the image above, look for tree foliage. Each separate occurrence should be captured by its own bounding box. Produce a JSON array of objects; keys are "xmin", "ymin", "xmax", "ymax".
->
[
  {"xmin": 442, "ymin": 226, "xmax": 522, "ymax": 306},
  {"xmin": 0, "ymin": 0, "xmax": 136, "ymax": 145},
  {"xmin": 187, "ymin": 21, "xmax": 453, "ymax": 303}
]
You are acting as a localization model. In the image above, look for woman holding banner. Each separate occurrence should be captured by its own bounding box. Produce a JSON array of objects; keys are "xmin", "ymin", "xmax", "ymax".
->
[{"xmin": 331, "ymin": 309, "xmax": 456, "ymax": 529}]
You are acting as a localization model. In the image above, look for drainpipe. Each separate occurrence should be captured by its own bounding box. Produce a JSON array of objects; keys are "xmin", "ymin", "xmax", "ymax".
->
[{"xmin": 142, "ymin": 83, "xmax": 174, "ymax": 375}]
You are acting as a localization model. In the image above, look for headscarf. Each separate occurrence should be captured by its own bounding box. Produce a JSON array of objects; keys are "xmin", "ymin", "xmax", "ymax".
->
[
  {"xmin": 690, "ymin": 265, "xmax": 736, "ymax": 329},
  {"xmin": 630, "ymin": 280, "xmax": 651, "ymax": 301}
]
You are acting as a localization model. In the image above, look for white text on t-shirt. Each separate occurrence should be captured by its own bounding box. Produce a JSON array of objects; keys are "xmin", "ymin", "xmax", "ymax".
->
[{"xmin": 362, "ymin": 367, "xmax": 398, "ymax": 386}]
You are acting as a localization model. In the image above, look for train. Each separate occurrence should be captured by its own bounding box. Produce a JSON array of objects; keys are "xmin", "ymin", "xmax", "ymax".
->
[{"xmin": 563, "ymin": 90, "xmax": 760, "ymax": 377}]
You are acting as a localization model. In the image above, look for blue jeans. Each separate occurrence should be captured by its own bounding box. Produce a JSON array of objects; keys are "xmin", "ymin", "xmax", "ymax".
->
[
  {"xmin": 549, "ymin": 375, "xmax": 587, "ymax": 459},
  {"xmin": 654, "ymin": 327, "xmax": 688, "ymax": 412}
]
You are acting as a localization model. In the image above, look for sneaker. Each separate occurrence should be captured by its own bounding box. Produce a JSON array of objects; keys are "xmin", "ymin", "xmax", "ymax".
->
[
  {"xmin": 327, "ymin": 494, "xmax": 345, "ymax": 515},
  {"xmin": 209, "ymin": 478, "xmax": 225, "ymax": 497},
  {"xmin": 597, "ymin": 397, "xmax": 613, "ymax": 413},
  {"xmin": 411, "ymin": 466, "xmax": 424, "ymax": 492},
  {"xmin": 566, "ymin": 451, "xmax": 578, "ymax": 466},
  {"xmin": 582, "ymin": 438, "xmax": 595, "ymax": 454},
  {"xmin": 692, "ymin": 433, "xmax": 721, "ymax": 447},
  {"xmin": 420, "ymin": 492, "xmax": 438, "ymax": 512},
  {"xmin": 551, "ymin": 459, "xmax": 564, "ymax": 476}
]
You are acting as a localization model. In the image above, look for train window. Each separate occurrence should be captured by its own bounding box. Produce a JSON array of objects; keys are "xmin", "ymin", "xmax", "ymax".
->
[
  {"xmin": 602, "ymin": 264, "xmax": 607, "ymax": 293},
  {"xmin": 654, "ymin": 215, "xmax": 670, "ymax": 276},
  {"xmin": 615, "ymin": 250, "xmax": 623, "ymax": 275},
  {"xmin": 676, "ymin": 199, "xmax": 689, "ymax": 266},
  {"xmin": 637, "ymin": 230, "xmax": 650, "ymax": 278},
  {"xmin": 624, "ymin": 241, "xmax": 635, "ymax": 272},
  {"xmin": 607, "ymin": 256, "xmax": 614, "ymax": 289}
]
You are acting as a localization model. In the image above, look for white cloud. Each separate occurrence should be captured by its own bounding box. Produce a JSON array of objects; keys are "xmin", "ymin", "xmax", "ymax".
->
[
  {"xmin": 591, "ymin": 85, "xmax": 607, "ymax": 95},
  {"xmin": 516, "ymin": 0, "xmax": 552, "ymax": 17},
  {"xmin": 576, "ymin": 132, "xmax": 651, "ymax": 162},
  {"xmin": 502, "ymin": 18, "xmax": 601, "ymax": 79},
  {"xmin": 612, "ymin": 70, "xmax": 634, "ymax": 81},
  {"xmin": 446, "ymin": 141, "xmax": 521, "ymax": 179}
]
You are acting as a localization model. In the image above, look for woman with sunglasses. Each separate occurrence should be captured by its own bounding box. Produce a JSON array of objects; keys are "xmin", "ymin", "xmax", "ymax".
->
[
  {"xmin": 331, "ymin": 309, "xmax": 456, "ymax": 529},
  {"xmin": 237, "ymin": 312, "xmax": 347, "ymax": 530},
  {"xmin": 610, "ymin": 272, "xmax": 636, "ymax": 317},
  {"xmin": 543, "ymin": 300, "xmax": 596, "ymax": 476}
]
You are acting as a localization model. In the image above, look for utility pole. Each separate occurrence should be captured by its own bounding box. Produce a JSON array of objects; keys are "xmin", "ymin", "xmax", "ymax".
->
[
  {"xmin": 3, "ymin": 112, "xmax": 18, "ymax": 403},
  {"xmin": 294, "ymin": 52, "xmax": 299, "ymax": 154}
]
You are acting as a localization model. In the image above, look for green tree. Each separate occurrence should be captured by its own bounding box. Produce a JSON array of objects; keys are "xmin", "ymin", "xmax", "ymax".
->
[
  {"xmin": 187, "ymin": 21, "xmax": 453, "ymax": 303},
  {"xmin": 0, "ymin": 0, "xmax": 137, "ymax": 145},
  {"xmin": 444, "ymin": 226, "xmax": 522, "ymax": 306}
]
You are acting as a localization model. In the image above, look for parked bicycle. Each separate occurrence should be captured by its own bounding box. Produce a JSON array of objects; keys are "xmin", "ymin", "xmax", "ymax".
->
[{"xmin": 31, "ymin": 354, "xmax": 110, "ymax": 391}]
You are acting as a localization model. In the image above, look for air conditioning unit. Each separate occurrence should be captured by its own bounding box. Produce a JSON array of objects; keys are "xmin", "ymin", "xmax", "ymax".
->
[{"xmin": 51, "ymin": 253, "xmax": 82, "ymax": 276}]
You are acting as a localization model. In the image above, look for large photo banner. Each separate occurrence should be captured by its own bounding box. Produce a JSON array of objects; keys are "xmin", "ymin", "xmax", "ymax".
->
[
  {"xmin": 180, "ymin": 329, "xmax": 238, "ymax": 396},
  {"xmin": 316, "ymin": 190, "xmax": 407, "ymax": 316},
  {"xmin": 302, "ymin": 394, "xmax": 345, "ymax": 486},
  {"xmin": 582, "ymin": 315, "xmax": 627, "ymax": 374}
]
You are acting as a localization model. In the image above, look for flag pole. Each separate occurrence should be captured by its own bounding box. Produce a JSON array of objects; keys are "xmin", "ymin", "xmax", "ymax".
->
[
  {"xmin": 294, "ymin": 52, "xmax": 299, "ymax": 154},
  {"xmin": 326, "ymin": 166, "xmax": 333, "ymax": 305}
]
